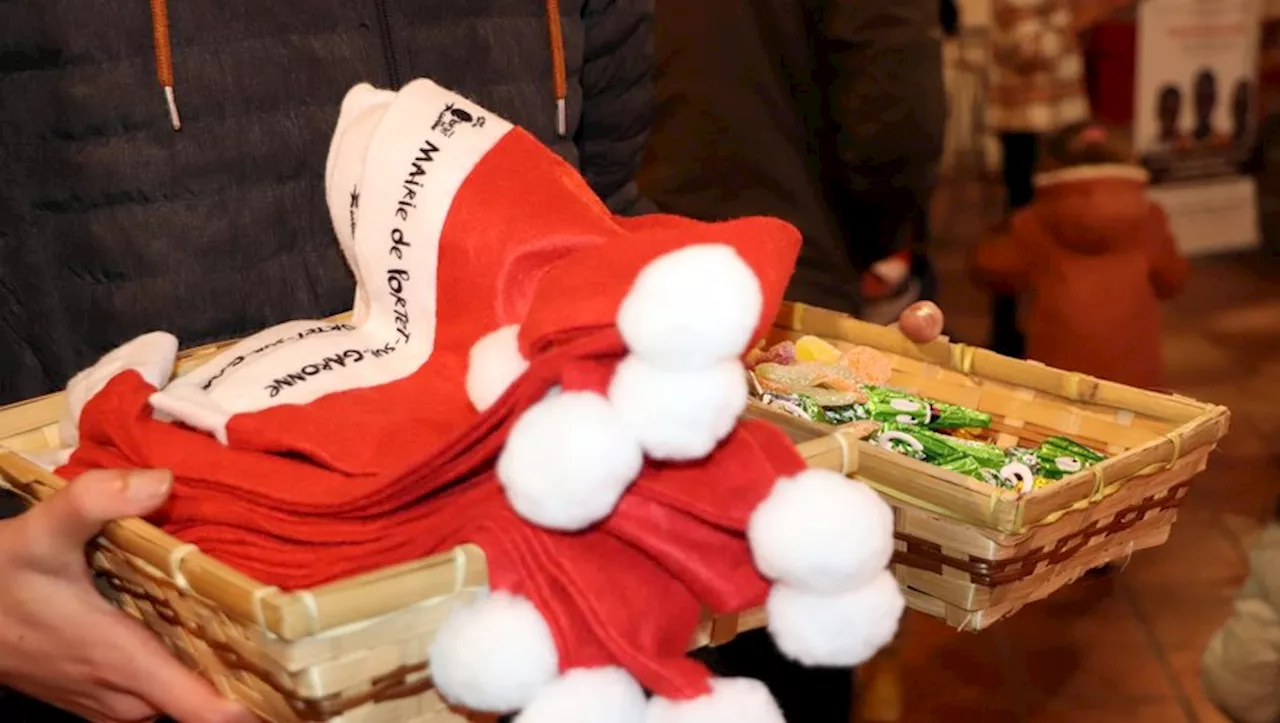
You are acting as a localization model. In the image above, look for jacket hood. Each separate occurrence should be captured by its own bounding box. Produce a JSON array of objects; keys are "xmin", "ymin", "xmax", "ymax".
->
[{"xmin": 1031, "ymin": 164, "xmax": 1153, "ymax": 255}]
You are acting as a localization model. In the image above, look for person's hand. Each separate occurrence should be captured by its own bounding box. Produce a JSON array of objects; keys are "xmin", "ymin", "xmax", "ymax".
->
[
  {"xmin": 0, "ymin": 469, "xmax": 256, "ymax": 723},
  {"xmin": 892, "ymin": 301, "xmax": 945, "ymax": 343}
]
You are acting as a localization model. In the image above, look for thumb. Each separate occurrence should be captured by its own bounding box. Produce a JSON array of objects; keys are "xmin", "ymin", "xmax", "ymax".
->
[{"xmin": 26, "ymin": 469, "xmax": 173, "ymax": 557}]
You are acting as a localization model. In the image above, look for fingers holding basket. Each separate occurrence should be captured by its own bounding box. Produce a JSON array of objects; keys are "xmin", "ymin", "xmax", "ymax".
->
[{"xmin": 0, "ymin": 469, "xmax": 255, "ymax": 723}]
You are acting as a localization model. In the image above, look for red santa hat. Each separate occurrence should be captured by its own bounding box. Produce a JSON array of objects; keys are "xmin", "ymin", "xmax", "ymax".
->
[{"xmin": 56, "ymin": 78, "xmax": 905, "ymax": 721}]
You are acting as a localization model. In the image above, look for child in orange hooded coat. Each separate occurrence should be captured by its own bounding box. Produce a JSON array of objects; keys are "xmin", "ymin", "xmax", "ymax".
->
[{"xmin": 971, "ymin": 122, "xmax": 1190, "ymax": 389}]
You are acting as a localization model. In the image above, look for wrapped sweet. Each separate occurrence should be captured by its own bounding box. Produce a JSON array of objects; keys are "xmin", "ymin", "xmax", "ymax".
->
[{"xmin": 1035, "ymin": 436, "xmax": 1106, "ymax": 479}]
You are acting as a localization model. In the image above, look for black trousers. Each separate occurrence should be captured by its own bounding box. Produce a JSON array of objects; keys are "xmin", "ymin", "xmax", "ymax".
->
[
  {"xmin": 991, "ymin": 133, "xmax": 1038, "ymax": 358},
  {"xmin": 693, "ymin": 630, "xmax": 853, "ymax": 721}
]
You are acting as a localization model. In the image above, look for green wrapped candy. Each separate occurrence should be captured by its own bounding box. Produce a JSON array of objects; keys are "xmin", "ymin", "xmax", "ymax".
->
[
  {"xmin": 944, "ymin": 434, "xmax": 1008, "ymax": 470},
  {"xmin": 1035, "ymin": 436, "xmax": 1106, "ymax": 479},
  {"xmin": 872, "ymin": 423, "xmax": 1046, "ymax": 491},
  {"xmin": 861, "ymin": 387, "xmax": 934, "ymax": 426},
  {"xmin": 762, "ymin": 392, "xmax": 828, "ymax": 424},
  {"xmin": 1005, "ymin": 446, "xmax": 1039, "ymax": 472},
  {"xmin": 928, "ymin": 400, "xmax": 994, "ymax": 430},
  {"xmin": 871, "ymin": 427, "xmax": 932, "ymax": 461},
  {"xmin": 824, "ymin": 404, "xmax": 865, "ymax": 426},
  {"xmin": 860, "ymin": 386, "xmax": 993, "ymax": 430},
  {"xmin": 873, "ymin": 423, "xmax": 1003, "ymax": 467},
  {"xmin": 938, "ymin": 454, "xmax": 984, "ymax": 479}
]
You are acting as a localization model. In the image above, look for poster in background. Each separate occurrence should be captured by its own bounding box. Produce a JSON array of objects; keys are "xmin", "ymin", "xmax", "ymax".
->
[{"xmin": 1135, "ymin": 0, "xmax": 1262, "ymax": 254}]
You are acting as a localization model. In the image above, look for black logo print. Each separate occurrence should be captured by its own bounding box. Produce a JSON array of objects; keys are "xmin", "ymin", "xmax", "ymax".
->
[{"xmin": 431, "ymin": 103, "xmax": 487, "ymax": 138}]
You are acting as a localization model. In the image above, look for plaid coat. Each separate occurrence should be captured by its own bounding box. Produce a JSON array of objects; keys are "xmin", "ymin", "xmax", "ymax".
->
[{"xmin": 987, "ymin": 0, "xmax": 1090, "ymax": 133}]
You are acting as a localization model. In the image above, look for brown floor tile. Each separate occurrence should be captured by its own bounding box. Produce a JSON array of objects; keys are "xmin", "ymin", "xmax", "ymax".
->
[
  {"xmin": 999, "ymin": 576, "xmax": 1177, "ymax": 706},
  {"xmin": 1027, "ymin": 697, "xmax": 1190, "ymax": 723},
  {"xmin": 1180, "ymin": 456, "xmax": 1278, "ymax": 530},
  {"xmin": 1168, "ymin": 649, "xmax": 1232, "ymax": 723},
  {"xmin": 1121, "ymin": 511, "xmax": 1248, "ymax": 587},
  {"xmin": 897, "ymin": 612, "xmax": 1022, "ymax": 721},
  {"xmin": 1219, "ymin": 512, "xmax": 1266, "ymax": 551},
  {"xmin": 1127, "ymin": 582, "xmax": 1235, "ymax": 662},
  {"xmin": 904, "ymin": 699, "xmax": 1023, "ymax": 723},
  {"xmin": 1204, "ymin": 300, "xmax": 1280, "ymax": 337},
  {"xmin": 1162, "ymin": 333, "xmax": 1251, "ymax": 388},
  {"xmin": 1127, "ymin": 582, "xmax": 1241, "ymax": 723}
]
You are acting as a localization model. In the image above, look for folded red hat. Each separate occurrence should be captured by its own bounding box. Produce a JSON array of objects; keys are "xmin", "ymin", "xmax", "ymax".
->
[{"xmin": 54, "ymin": 79, "xmax": 907, "ymax": 722}]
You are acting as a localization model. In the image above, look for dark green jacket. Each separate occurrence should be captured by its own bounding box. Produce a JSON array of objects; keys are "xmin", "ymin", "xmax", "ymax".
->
[{"xmin": 0, "ymin": 0, "xmax": 653, "ymax": 403}]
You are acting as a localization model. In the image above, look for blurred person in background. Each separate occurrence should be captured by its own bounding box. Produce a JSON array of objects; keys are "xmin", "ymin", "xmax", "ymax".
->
[
  {"xmin": 1202, "ymin": 498, "xmax": 1280, "ymax": 723},
  {"xmin": 984, "ymin": 0, "xmax": 1133, "ymax": 357},
  {"xmin": 638, "ymin": 0, "xmax": 946, "ymax": 328},
  {"xmin": 970, "ymin": 122, "xmax": 1187, "ymax": 391},
  {"xmin": 638, "ymin": 1, "xmax": 944, "ymax": 719},
  {"xmin": 985, "ymin": 0, "xmax": 1090, "ymax": 357}
]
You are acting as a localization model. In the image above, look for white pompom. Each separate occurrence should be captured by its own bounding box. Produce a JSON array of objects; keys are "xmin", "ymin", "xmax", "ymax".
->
[
  {"xmin": 617, "ymin": 244, "xmax": 763, "ymax": 371},
  {"xmin": 646, "ymin": 678, "xmax": 784, "ymax": 723},
  {"xmin": 429, "ymin": 592, "xmax": 560, "ymax": 714},
  {"xmin": 516, "ymin": 667, "xmax": 648, "ymax": 723},
  {"xmin": 497, "ymin": 390, "xmax": 644, "ymax": 531},
  {"xmin": 766, "ymin": 572, "xmax": 905, "ymax": 668},
  {"xmin": 747, "ymin": 470, "xmax": 895, "ymax": 593},
  {"xmin": 608, "ymin": 356, "xmax": 747, "ymax": 461},
  {"xmin": 466, "ymin": 325, "xmax": 530, "ymax": 411}
]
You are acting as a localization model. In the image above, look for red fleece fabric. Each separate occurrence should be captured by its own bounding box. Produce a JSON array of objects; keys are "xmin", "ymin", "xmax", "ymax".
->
[
  {"xmin": 54, "ymin": 94, "xmax": 809, "ymax": 701},
  {"xmin": 59, "ymin": 368, "xmax": 805, "ymax": 700}
]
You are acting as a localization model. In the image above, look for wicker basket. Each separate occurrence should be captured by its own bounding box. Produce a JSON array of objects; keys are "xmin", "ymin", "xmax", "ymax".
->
[
  {"xmin": 0, "ymin": 301, "xmax": 1230, "ymax": 720},
  {"xmin": 744, "ymin": 302, "xmax": 1231, "ymax": 631},
  {"xmin": 0, "ymin": 333, "xmax": 780, "ymax": 723}
]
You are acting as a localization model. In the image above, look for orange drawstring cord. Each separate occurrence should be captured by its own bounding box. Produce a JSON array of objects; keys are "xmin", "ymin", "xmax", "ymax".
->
[
  {"xmin": 149, "ymin": 0, "xmax": 181, "ymax": 130},
  {"xmin": 544, "ymin": 0, "xmax": 568, "ymax": 137}
]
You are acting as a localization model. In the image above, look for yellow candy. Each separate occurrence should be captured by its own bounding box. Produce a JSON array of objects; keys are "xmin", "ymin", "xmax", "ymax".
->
[{"xmin": 794, "ymin": 335, "xmax": 842, "ymax": 364}]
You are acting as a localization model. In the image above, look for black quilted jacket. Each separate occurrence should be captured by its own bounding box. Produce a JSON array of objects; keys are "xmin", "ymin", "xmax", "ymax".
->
[{"xmin": 0, "ymin": 0, "xmax": 654, "ymax": 403}]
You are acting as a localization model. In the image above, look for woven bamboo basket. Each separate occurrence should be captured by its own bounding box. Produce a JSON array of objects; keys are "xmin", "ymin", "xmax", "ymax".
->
[
  {"xmin": 0, "ymin": 329, "xmax": 790, "ymax": 723},
  {"xmin": 744, "ymin": 302, "xmax": 1231, "ymax": 631}
]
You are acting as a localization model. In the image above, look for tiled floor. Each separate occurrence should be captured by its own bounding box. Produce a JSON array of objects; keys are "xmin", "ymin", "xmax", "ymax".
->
[{"xmin": 890, "ymin": 178, "xmax": 1280, "ymax": 722}]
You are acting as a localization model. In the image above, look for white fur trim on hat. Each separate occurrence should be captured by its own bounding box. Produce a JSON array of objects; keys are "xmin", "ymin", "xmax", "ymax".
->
[
  {"xmin": 747, "ymin": 470, "xmax": 895, "ymax": 593},
  {"xmin": 466, "ymin": 325, "xmax": 530, "ymax": 412},
  {"xmin": 59, "ymin": 332, "xmax": 179, "ymax": 448},
  {"xmin": 1034, "ymin": 163, "xmax": 1151, "ymax": 188},
  {"xmin": 617, "ymin": 244, "xmax": 763, "ymax": 372},
  {"xmin": 497, "ymin": 390, "xmax": 644, "ymax": 531},
  {"xmin": 429, "ymin": 592, "xmax": 560, "ymax": 714},
  {"xmin": 516, "ymin": 667, "xmax": 647, "ymax": 723},
  {"xmin": 766, "ymin": 571, "xmax": 905, "ymax": 668},
  {"xmin": 608, "ymin": 356, "xmax": 747, "ymax": 461},
  {"xmin": 646, "ymin": 677, "xmax": 785, "ymax": 723}
]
